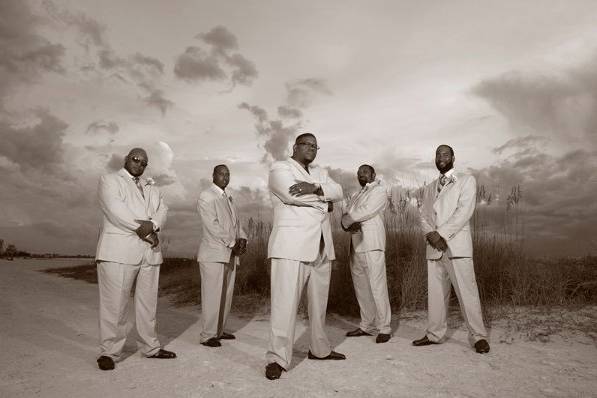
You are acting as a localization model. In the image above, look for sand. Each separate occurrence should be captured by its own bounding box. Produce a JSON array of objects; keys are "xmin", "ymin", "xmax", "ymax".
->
[{"xmin": 1, "ymin": 258, "xmax": 596, "ymax": 398}]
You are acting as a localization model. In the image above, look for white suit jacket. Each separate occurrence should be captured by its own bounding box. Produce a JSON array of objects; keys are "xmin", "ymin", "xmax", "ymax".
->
[
  {"xmin": 419, "ymin": 171, "xmax": 476, "ymax": 259},
  {"xmin": 197, "ymin": 184, "xmax": 247, "ymax": 264},
  {"xmin": 341, "ymin": 180, "xmax": 388, "ymax": 253},
  {"xmin": 268, "ymin": 158, "xmax": 343, "ymax": 262},
  {"xmin": 96, "ymin": 168, "xmax": 167, "ymax": 265}
]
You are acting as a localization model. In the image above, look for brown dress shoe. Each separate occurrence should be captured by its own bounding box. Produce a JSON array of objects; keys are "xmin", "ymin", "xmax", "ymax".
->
[
  {"xmin": 148, "ymin": 349, "xmax": 177, "ymax": 359},
  {"xmin": 201, "ymin": 338, "xmax": 222, "ymax": 347},
  {"xmin": 376, "ymin": 333, "xmax": 391, "ymax": 343},
  {"xmin": 474, "ymin": 339, "xmax": 490, "ymax": 354},
  {"xmin": 218, "ymin": 332, "xmax": 236, "ymax": 340},
  {"xmin": 97, "ymin": 355, "xmax": 115, "ymax": 370},
  {"xmin": 307, "ymin": 350, "xmax": 346, "ymax": 360},
  {"xmin": 346, "ymin": 328, "xmax": 373, "ymax": 337},
  {"xmin": 412, "ymin": 336, "xmax": 438, "ymax": 346},
  {"xmin": 265, "ymin": 362, "xmax": 285, "ymax": 380}
]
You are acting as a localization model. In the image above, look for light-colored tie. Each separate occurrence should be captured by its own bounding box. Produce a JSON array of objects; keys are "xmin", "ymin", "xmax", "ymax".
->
[
  {"xmin": 437, "ymin": 175, "xmax": 448, "ymax": 193},
  {"xmin": 133, "ymin": 177, "xmax": 144, "ymax": 198}
]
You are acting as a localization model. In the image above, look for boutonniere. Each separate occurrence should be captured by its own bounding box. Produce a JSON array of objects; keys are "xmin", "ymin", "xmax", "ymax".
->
[
  {"xmin": 449, "ymin": 175, "xmax": 457, "ymax": 184},
  {"xmin": 145, "ymin": 177, "xmax": 155, "ymax": 186}
]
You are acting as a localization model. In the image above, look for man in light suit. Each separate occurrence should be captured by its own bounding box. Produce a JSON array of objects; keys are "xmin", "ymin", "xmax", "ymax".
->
[
  {"xmin": 413, "ymin": 145, "xmax": 490, "ymax": 354},
  {"xmin": 265, "ymin": 133, "xmax": 346, "ymax": 380},
  {"xmin": 341, "ymin": 165, "xmax": 392, "ymax": 343},
  {"xmin": 197, "ymin": 164, "xmax": 247, "ymax": 348},
  {"xmin": 95, "ymin": 148, "xmax": 176, "ymax": 371}
]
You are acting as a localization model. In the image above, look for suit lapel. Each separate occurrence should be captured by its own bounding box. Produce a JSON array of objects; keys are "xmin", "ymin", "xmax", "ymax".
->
[{"xmin": 289, "ymin": 158, "xmax": 315, "ymax": 182}]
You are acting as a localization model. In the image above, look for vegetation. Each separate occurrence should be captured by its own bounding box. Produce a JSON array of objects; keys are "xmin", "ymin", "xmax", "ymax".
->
[{"xmin": 42, "ymin": 184, "xmax": 597, "ymax": 322}]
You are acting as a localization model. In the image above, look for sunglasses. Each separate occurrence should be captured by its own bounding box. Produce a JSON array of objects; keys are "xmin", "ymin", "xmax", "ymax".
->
[
  {"xmin": 297, "ymin": 142, "xmax": 320, "ymax": 150},
  {"xmin": 131, "ymin": 156, "xmax": 148, "ymax": 167}
]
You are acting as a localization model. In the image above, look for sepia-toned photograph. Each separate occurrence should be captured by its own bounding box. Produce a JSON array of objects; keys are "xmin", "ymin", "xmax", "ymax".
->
[{"xmin": 1, "ymin": 0, "xmax": 596, "ymax": 397}]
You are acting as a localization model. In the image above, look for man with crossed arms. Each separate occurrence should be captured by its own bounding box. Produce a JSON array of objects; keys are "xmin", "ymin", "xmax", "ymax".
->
[
  {"xmin": 413, "ymin": 144, "xmax": 490, "ymax": 354},
  {"xmin": 197, "ymin": 165, "xmax": 247, "ymax": 348},
  {"xmin": 95, "ymin": 148, "xmax": 176, "ymax": 371},
  {"xmin": 341, "ymin": 164, "xmax": 392, "ymax": 343},
  {"xmin": 265, "ymin": 133, "xmax": 346, "ymax": 380}
]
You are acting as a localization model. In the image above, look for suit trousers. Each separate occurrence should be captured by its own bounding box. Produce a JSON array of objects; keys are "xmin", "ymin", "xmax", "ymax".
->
[
  {"xmin": 97, "ymin": 260, "xmax": 161, "ymax": 359},
  {"xmin": 350, "ymin": 250, "xmax": 391, "ymax": 334},
  {"xmin": 426, "ymin": 255, "xmax": 487, "ymax": 344},
  {"xmin": 266, "ymin": 246, "xmax": 332, "ymax": 369},
  {"xmin": 199, "ymin": 261, "xmax": 236, "ymax": 342}
]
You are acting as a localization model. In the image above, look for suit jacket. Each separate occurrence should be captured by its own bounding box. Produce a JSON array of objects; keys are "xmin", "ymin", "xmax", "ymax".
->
[
  {"xmin": 341, "ymin": 180, "xmax": 388, "ymax": 253},
  {"xmin": 197, "ymin": 184, "xmax": 247, "ymax": 264},
  {"xmin": 96, "ymin": 168, "xmax": 167, "ymax": 265},
  {"xmin": 268, "ymin": 158, "xmax": 343, "ymax": 262},
  {"xmin": 419, "ymin": 171, "xmax": 476, "ymax": 259}
]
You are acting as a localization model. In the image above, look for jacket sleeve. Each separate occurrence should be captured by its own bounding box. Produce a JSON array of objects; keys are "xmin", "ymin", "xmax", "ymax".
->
[
  {"xmin": 343, "ymin": 186, "xmax": 387, "ymax": 226},
  {"xmin": 198, "ymin": 193, "xmax": 235, "ymax": 247},
  {"xmin": 419, "ymin": 185, "xmax": 435, "ymax": 236},
  {"xmin": 269, "ymin": 162, "xmax": 327, "ymax": 212},
  {"xmin": 319, "ymin": 170, "xmax": 343, "ymax": 203},
  {"xmin": 150, "ymin": 188, "xmax": 168, "ymax": 231},
  {"xmin": 436, "ymin": 175, "xmax": 476, "ymax": 241},
  {"xmin": 98, "ymin": 174, "xmax": 140, "ymax": 232}
]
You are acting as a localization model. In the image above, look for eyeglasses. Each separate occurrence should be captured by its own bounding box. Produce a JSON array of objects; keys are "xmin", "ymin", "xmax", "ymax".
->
[
  {"xmin": 131, "ymin": 156, "xmax": 148, "ymax": 167},
  {"xmin": 297, "ymin": 143, "xmax": 320, "ymax": 150}
]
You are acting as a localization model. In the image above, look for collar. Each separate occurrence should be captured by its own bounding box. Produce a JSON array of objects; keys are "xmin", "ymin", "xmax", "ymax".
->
[
  {"xmin": 289, "ymin": 157, "xmax": 312, "ymax": 173},
  {"xmin": 440, "ymin": 168, "xmax": 457, "ymax": 182},
  {"xmin": 212, "ymin": 183, "xmax": 228, "ymax": 196},
  {"xmin": 360, "ymin": 179, "xmax": 381, "ymax": 191},
  {"xmin": 121, "ymin": 168, "xmax": 139, "ymax": 180}
]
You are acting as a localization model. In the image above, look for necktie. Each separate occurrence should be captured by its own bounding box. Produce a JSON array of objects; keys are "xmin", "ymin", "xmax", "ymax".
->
[
  {"xmin": 133, "ymin": 177, "xmax": 144, "ymax": 198},
  {"xmin": 437, "ymin": 175, "xmax": 448, "ymax": 193}
]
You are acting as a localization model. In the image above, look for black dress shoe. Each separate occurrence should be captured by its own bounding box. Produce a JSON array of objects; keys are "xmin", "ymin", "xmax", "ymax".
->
[
  {"xmin": 474, "ymin": 339, "xmax": 490, "ymax": 354},
  {"xmin": 412, "ymin": 336, "xmax": 438, "ymax": 346},
  {"xmin": 201, "ymin": 338, "xmax": 222, "ymax": 347},
  {"xmin": 307, "ymin": 350, "xmax": 346, "ymax": 360},
  {"xmin": 218, "ymin": 332, "xmax": 236, "ymax": 340},
  {"xmin": 148, "ymin": 349, "xmax": 177, "ymax": 359},
  {"xmin": 346, "ymin": 328, "xmax": 373, "ymax": 337},
  {"xmin": 265, "ymin": 362, "xmax": 285, "ymax": 380},
  {"xmin": 376, "ymin": 333, "xmax": 391, "ymax": 344},
  {"xmin": 97, "ymin": 355, "xmax": 115, "ymax": 371}
]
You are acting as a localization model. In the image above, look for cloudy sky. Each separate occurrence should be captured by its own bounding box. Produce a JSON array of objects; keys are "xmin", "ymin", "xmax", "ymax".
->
[{"xmin": 1, "ymin": 0, "xmax": 597, "ymax": 257}]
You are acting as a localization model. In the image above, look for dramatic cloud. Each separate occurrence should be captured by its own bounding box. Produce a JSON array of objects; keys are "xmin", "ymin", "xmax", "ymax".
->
[
  {"xmin": 0, "ymin": 110, "xmax": 68, "ymax": 171},
  {"xmin": 240, "ymin": 77, "xmax": 332, "ymax": 162},
  {"xmin": 86, "ymin": 120, "xmax": 119, "ymax": 135},
  {"xmin": 174, "ymin": 25, "xmax": 258, "ymax": 87},
  {"xmin": 286, "ymin": 78, "xmax": 332, "ymax": 108},
  {"xmin": 0, "ymin": 0, "xmax": 65, "ymax": 106},
  {"xmin": 473, "ymin": 51, "xmax": 597, "ymax": 147},
  {"xmin": 43, "ymin": 1, "xmax": 173, "ymax": 115}
]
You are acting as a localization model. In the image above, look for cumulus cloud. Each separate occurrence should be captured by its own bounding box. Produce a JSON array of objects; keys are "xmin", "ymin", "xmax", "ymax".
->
[
  {"xmin": 86, "ymin": 120, "xmax": 119, "ymax": 135},
  {"xmin": 43, "ymin": 0, "xmax": 173, "ymax": 115},
  {"xmin": 240, "ymin": 77, "xmax": 332, "ymax": 163},
  {"xmin": 0, "ymin": 110, "xmax": 68, "ymax": 171},
  {"xmin": 174, "ymin": 25, "xmax": 258, "ymax": 88},
  {"xmin": 0, "ymin": 0, "xmax": 65, "ymax": 107},
  {"xmin": 473, "ymin": 51, "xmax": 597, "ymax": 148}
]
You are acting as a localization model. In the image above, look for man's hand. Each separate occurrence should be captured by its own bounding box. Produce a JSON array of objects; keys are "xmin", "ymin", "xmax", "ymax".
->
[
  {"xmin": 426, "ymin": 231, "xmax": 448, "ymax": 251},
  {"xmin": 347, "ymin": 222, "xmax": 361, "ymax": 233},
  {"xmin": 289, "ymin": 181, "xmax": 322, "ymax": 196},
  {"xmin": 143, "ymin": 232, "xmax": 160, "ymax": 249},
  {"xmin": 135, "ymin": 220, "xmax": 154, "ymax": 240},
  {"xmin": 232, "ymin": 238, "xmax": 248, "ymax": 256}
]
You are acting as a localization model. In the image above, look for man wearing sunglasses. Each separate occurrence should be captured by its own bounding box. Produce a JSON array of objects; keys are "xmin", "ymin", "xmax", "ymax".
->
[
  {"xmin": 265, "ymin": 133, "xmax": 346, "ymax": 380},
  {"xmin": 95, "ymin": 147, "xmax": 176, "ymax": 371}
]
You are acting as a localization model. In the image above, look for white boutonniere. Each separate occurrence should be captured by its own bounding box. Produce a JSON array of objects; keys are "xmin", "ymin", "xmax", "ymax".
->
[
  {"xmin": 145, "ymin": 177, "xmax": 155, "ymax": 186},
  {"xmin": 448, "ymin": 175, "xmax": 457, "ymax": 184}
]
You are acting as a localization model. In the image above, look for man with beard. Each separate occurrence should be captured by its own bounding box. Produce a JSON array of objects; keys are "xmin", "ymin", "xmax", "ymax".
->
[
  {"xmin": 341, "ymin": 164, "xmax": 392, "ymax": 343},
  {"xmin": 95, "ymin": 148, "xmax": 176, "ymax": 371},
  {"xmin": 265, "ymin": 133, "xmax": 346, "ymax": 380},
  {"xmin": 197, "ymin": 164, "xmax": 247, "ymax": 348},
  {"xmin": 412, "ymin": 144, "xmax": 490, "ymax": 354}
]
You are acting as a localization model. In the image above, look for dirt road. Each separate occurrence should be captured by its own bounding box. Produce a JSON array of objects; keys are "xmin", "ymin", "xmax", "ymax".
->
[{"xmin": 1, "ymin": 258, "xmax": 596, "ymax": 397}]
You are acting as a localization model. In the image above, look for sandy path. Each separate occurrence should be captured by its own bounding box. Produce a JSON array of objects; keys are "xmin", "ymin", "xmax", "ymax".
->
[{"xmin": 0, "ymin": 258, "xmax": 596, "ymax": 398}]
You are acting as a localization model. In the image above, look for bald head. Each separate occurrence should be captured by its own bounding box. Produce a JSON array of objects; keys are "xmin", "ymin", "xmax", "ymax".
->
[
  {"xmin": 124, "ymin": 147, "xmax": 148, "ymax": 177},
  {"xmin": 435, "ymin": 145, "xmax": 455, "ymax": 174},
  {"xmin": 357, "ymin": 164, "xmax": 376, "ymax": 187}
]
